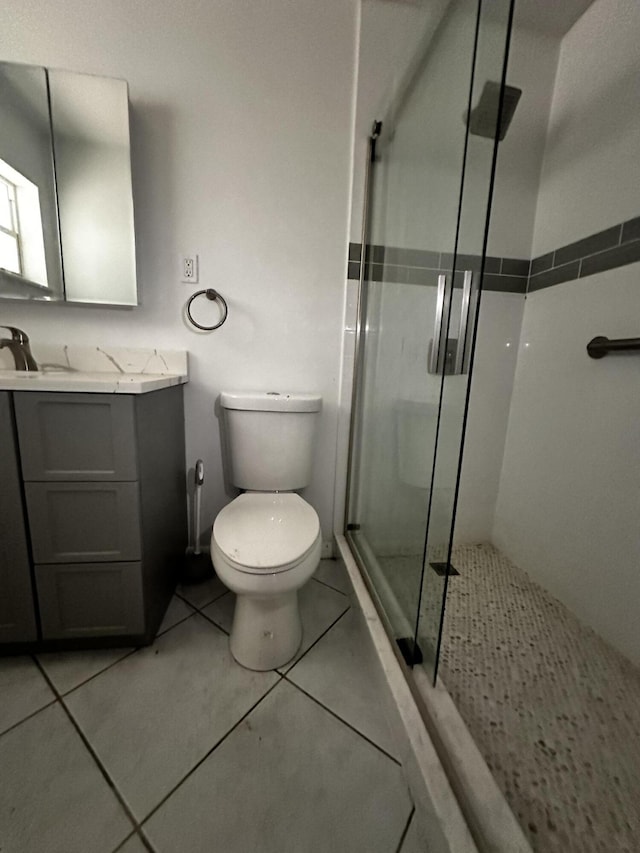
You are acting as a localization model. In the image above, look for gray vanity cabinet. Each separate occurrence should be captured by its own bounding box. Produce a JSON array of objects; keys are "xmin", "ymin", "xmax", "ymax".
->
[
  {"xmin": 1, "ymin": 385, "xmax": 186, "ymax": 649},
  {"xmin": 0, "ymin": 392, "xmax": 37, "ymax": 642}
]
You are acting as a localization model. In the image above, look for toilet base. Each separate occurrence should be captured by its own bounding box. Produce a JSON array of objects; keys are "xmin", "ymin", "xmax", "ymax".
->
[{"xmin": 230, "ymin": 590, "xmax": 302, "ymax": 671}]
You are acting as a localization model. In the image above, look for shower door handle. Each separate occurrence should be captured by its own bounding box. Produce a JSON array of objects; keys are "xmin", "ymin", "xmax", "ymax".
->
[
  {"xmin": 454, "ymin": 270, "xmax": 479, "ymax": 374},
  {"xmin": 428, "ymin": 274, "xmax": 451, "ymax": 374}
]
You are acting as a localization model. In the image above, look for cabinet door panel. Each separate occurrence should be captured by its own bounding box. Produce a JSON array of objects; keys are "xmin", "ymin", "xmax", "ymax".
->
[
  {"xmin": 35, "ymin": 562, "xmax": 144, "ymax": 638},
  {"xmin": 26, "ymin": 482, "xmax": 141, "ymax": 563},
  {"xmin": 15, "ymin": 392, "xmax": 137, "ymax": 481},
  {"xmin": 0, "ymin": 392, "xmax": 37, "ymax": 642}
]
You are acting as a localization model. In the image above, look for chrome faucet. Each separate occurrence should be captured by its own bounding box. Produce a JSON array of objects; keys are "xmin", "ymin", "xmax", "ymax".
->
[{"xmin": 0, "ymin": 326, "xmax": 38, "ymax": 371}]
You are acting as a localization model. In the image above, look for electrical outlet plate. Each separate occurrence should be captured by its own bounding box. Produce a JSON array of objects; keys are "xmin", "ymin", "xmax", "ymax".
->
[{"xmin": 180, "ymin": 254, "xmax": 199, "ymax": 284}]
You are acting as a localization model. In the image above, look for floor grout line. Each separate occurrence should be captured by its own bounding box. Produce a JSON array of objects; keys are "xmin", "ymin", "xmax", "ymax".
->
[
  {"xmin": 279, "ymin": 604, "xmax": 351, "ymax": 676},
  {"xmin": 155, "ymin": 608, "xmax": 196, "ymax": 637},
  {"xmin": 196, "ymin": 605, "xmax": 230, "ymax": 635},
  {"xmin": 110, "ymin": 827, "xmax": 156, "ymax": 853},
  {"xmin": 282, "ymin": 675, "xmax": 401, "ymax": 767},
  {"xmin": 32, "ymin": 656, "xmax": 148, "ymax": 850},
  {"xmin": 311, "ymin": 575, "xmax": 350, "ymax": 597},
  {"xmin": 394, "ymin": 806, "xmax": 416, "ymax": 853},
  {"xmin": 0, "ymin": 694, "xmax": 58, "ymax": 741},
  {"xmin": 54, "ymin": 648, "xmax": 140, "ymax": 698},
  {"xmin": 55, "ymin": 597, "xmax": 206, "ymax": 700},
  {"xmin": 174, "ymin": 587, "xmax": 228, "ymax": 612},
  {"xmin": 138, "ymin": 675, "xmax": 285, "ymax": 828}
]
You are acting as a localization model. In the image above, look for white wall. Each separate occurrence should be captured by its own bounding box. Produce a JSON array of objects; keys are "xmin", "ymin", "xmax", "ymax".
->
[
  {"xmin": 1, "ymin": 0, "xmax": 359, "ymax": 549},
  {"xmin": 531, "ymin": 0, "xmax": 640, "ymax": 255},
  {"xmin": 494, "ymin": 0, "xmax": 640, "ymax": 664}
]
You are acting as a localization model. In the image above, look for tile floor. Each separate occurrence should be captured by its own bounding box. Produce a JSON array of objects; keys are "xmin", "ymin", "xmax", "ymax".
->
[{"xmin": 0, "ymin": 561, "xmax": 419, "ymax": 853}]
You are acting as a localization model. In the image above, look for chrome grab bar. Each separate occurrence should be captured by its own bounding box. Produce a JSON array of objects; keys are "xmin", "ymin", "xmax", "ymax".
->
[{"xmin": 587, "ymin": 336, "xmax": 640, "ymax": 359}]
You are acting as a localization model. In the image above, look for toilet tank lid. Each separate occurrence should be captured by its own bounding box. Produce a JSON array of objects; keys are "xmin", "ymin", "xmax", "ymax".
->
[{"xmin": 220, "ymin": 391, "xmax": 322, "ymax": 413}]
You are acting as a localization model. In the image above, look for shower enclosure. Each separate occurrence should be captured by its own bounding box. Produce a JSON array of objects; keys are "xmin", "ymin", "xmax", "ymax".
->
[{"xmin": 346, "ymin": 0, "xmax": 515, "ymax": 682}]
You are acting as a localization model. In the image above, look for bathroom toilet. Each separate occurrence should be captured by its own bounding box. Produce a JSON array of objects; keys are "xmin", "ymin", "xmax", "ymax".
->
[{"xmin": 210, "ymin": 391, "xmax": 322, "ymax": 671}]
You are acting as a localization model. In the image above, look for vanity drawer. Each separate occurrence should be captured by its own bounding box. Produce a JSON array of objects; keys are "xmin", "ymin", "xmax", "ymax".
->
[
  {"xmin": 35, "ymin": 562, "xmax": 144, "ymax": 638},
  {"xmin": 15, "ymin": 392, "xmax": 138, "ymax": 481},
  {"xmin": 25, "ymin": 481, "xmax": 141, "ymax": 563}
]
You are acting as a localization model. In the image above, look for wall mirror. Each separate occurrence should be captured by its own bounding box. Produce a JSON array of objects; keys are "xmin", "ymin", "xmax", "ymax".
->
[{"xmin": 0, "ymin": 62, "xmax": 137, "ymax": 307}]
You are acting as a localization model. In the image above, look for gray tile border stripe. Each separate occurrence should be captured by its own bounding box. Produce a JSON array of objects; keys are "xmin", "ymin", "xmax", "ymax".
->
[
  {"xmin": 482, "ymin": 274, "xmax": 527, "ymax": 294},
  {"xmin": 528, "ymin": 260, "xmax": 580, "ymax": 293},
  {"xmin": 484, "ymin": 256, "xmax": 502, "ymax": 274},
  {"xmin": 621, "ymin": 216, "xmax": 640, "ymax": 244},
  {"xmin": 346, "ymin": 245, "xmax": 528, "ymax": 292},
  {"xmin": 347, "ymin": 261, "xmax": 360, "ymax": 280},
  {"xmin": 348, "ymin": 213, "xmax": 640, "ymax": 294},
  {"xmin": 553, "ymin": 224, "xmax": 621, "ymax": 267},
  {"xmin": 579, "ymin": 238, "xmax": 640, "ymax": 279},
  {"xmin": 529, "ymin": 251, "xmax": 554, "ymax": 276},
  {"xmin": 501, "ymin": 257, "xmax": 530, "ymax": 277}
]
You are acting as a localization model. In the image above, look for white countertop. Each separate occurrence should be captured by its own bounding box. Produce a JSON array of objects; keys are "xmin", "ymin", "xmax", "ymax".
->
[
  {"xmin": 0, "ymin": 344, "xmax": 189, "ymax": 393},
  {"xmin": 0, "ymin": 370, "xmax": 188, "ymax": 394}
]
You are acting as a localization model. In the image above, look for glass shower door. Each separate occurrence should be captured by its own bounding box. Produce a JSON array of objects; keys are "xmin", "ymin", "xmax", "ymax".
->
[{"xmin": 346, "ymin": 0, "xmax": 514, "ymax": 680}]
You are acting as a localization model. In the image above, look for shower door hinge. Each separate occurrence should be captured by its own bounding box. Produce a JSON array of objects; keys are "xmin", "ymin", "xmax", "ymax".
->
[{"xmin": 346, "ymin": 523, "xmax": 360, "ymax": 532}]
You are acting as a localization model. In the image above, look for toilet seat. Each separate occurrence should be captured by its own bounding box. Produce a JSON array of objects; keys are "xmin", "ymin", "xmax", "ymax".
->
[{"xmin": 213, "ymin": 492, "xmax": 320, "ymax": 574}]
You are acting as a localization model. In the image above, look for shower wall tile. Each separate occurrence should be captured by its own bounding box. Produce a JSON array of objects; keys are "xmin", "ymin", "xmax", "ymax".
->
[
  {"xmin": 621, "ymin": 216, "xmax": 640, "ymax": 243},
  {"xmin": 529, "ymin": 251, "xmax": 554, "ymax": 276},
  {"xmin": 494, "ymin": 261, "xmax": 640, "ymax": 665},
  {"xmin": 482, "ymin": 274, "xmax": 527, "ymax": 294},
  {"xmin": 484, "ymin": 256, "xmax": 502, "ymax": 274},
  {"xmin": 500, "ymin": 257, "xmax": 529, "ymax": 277},
  {"xmin": 348, "ymin": 242, "xmax": 362, "ymax": 262},
  {"xmin": 579, "ymin": 238, "xmax": 640, "ymax": 279},
  {"xmin": 384, "ymin": 247, "xmax": 439, "ymax": 268},
  {"xmin": 553, "ymin": 224, "xmax": 621, "ymax": 267},
  {"xmin": 527, "ymin": 216, "xmax": 640, "ymax": 292},
  {"xmin": 347, "ymin": 214, "xmax": 640, "ymax": 295},
  {"xmin": 405, "ymin": 268, "xmax": 440, "ymax": 286},
  {"xmin": 346, "ymin": 243, "xmax": 530, "ymax": 293},
  {"xmin": 527, "ymin": 261, "xmax": 580, "ymax": 293}
]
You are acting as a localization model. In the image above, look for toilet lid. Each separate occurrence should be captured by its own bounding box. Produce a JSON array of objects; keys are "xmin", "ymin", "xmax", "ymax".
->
[{"xmin": 213, "ymin": 493, "xmax": 320, "ymax": 570}]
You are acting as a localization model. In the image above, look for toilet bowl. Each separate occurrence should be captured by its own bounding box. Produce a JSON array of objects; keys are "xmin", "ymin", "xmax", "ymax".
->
[{"xmin": 211, "ymin": 493, "xmax": 321, "ymax": 670}]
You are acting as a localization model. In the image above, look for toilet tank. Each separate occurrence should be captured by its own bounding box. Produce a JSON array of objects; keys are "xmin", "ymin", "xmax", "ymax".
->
[{"xmin": 220, "ymin": 391, "xmax": 322, "ymax": 491}]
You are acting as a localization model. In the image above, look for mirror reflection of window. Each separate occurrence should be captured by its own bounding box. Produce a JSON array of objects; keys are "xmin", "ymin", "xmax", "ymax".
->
[
  {"xmin": 0, "ymin": 175, "xmax": 22, "ymax": 274},
  {"xmin": 0, "ymin": 157, "xmax": 49, "ymax": 289},
  {"xmin": 0, "ymin": 62, "xmax": 63, "ymax": 301}
]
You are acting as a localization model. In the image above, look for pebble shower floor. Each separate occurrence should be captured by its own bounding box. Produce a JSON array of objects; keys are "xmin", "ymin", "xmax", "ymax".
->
[{"xmin": 439, "ymin": 544, "xmax": 640, "ymax": 853}]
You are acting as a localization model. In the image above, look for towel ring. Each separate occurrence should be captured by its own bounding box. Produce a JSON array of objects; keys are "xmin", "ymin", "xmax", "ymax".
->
[{"xmin": 186, "ymin": 288, "xmax": 228, "ymax": 331}]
